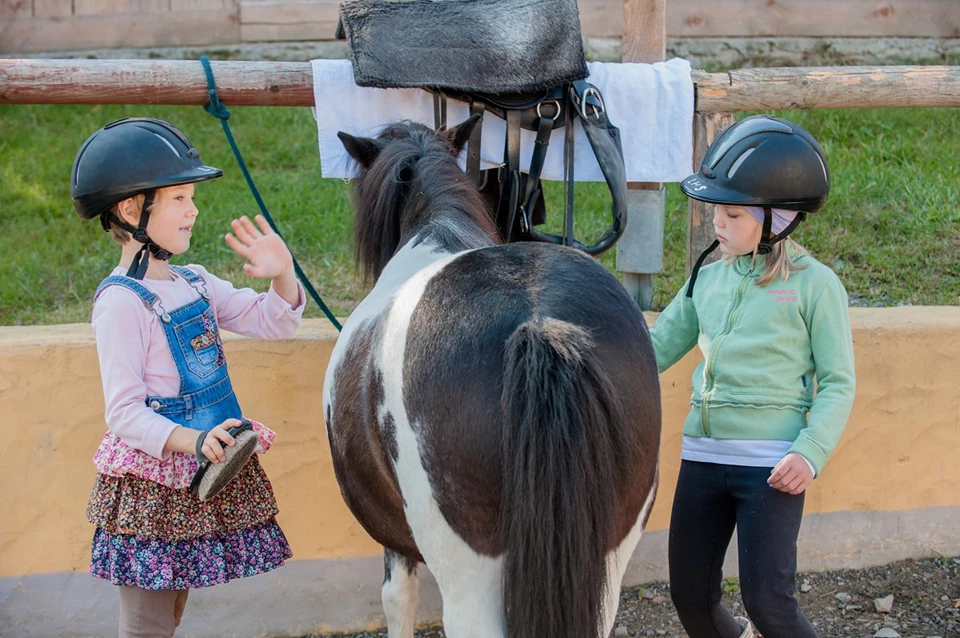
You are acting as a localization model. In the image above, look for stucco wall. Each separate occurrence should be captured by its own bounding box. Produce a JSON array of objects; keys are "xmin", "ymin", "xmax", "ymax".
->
[{"xmin": 1, "ymin": 307, "xmax": 959, "ymax": 637}]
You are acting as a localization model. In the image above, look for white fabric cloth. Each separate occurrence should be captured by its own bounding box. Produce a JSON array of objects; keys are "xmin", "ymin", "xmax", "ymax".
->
[{"xmin": 311, "ymin": 58, "xmax": 693, "ymax": 182}]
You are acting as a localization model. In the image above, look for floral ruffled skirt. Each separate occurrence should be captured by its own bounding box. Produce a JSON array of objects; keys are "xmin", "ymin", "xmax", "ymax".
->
[{"xmin": 86, "ymin": 454, "xmax": 291, "ymax": 590}]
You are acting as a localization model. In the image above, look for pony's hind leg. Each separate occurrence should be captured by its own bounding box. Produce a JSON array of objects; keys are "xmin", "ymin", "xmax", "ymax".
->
[
  {"xmin": 601, "ymin": 483, "xmax": 658, "ymax": 637},
  {"xmin": 432, "ymin": 554, "xmax": 505, "ymax": 638},
  {"xmin": 382, "ymin": 549, "xmax": 420, "ymax": 638}
]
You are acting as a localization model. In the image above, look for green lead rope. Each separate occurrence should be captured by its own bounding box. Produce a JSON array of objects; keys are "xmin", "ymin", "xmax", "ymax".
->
[{"xmin": 199, "ymin": 55, "xmax": 342, "ymax": 332}]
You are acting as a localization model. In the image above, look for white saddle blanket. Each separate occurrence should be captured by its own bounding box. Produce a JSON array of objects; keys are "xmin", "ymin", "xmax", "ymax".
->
[{"xmin": 312, "ymin": 58, "xmax": 694, "ymax": 183}]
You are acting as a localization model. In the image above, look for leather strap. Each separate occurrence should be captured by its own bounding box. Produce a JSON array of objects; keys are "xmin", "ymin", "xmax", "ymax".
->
[
  {"xmin": 433, "ymin": 92, "xmax": 448, "ymax": 132},
  {"xmin": 499, "ymin": 109, "xmax": 523, "ymax": 242},
  {"xmin": 524, "ymin": 82, "xmax": 627, "ymax": 255},
  {"xmin": 563, "ymin": 100, "xmax": 575, "ymax": 246},
  {"xmin": 432, "ymin": 81, "xmax": 627, "ymax": 255},
  {"xmin": 466, "ymin": 100, "xmax": 486, "ymax": 186}
]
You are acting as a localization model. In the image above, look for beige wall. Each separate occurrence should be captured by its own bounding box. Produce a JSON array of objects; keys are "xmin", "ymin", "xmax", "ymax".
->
[{"xmin": 2, "ymin": 307, "xmax": 959, "ymax": 581}]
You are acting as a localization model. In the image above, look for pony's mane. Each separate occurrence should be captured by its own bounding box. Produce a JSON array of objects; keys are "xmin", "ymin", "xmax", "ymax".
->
[{"xmin": 351, "ymin": 121, "xmax": 502, "ymax": 282}]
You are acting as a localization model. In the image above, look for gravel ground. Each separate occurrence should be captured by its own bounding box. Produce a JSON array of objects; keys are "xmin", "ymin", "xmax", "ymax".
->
[{"xmin": 321, "ymin": 555, "xmax": 960, "ymax": 638}]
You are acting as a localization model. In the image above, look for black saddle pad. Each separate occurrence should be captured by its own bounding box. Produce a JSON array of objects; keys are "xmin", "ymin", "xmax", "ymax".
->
[{"xmin": 336, "ymin": 0, "xmax": 588, "ymax": 94}]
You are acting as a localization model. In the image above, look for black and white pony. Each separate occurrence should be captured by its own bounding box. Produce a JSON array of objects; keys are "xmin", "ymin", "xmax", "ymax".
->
[{"xmin": 322, "ymin": 116, "xmax": 661, "ymax": 638}]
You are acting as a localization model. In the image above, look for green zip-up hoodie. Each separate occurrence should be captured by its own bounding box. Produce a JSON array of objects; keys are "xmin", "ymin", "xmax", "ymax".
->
[{"xmin": 650, "ymin": 247, "xmax": 856, "ymax": 475}]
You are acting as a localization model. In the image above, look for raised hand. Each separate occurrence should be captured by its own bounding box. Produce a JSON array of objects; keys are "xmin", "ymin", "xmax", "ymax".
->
[{"xmin": 224, "ymin": 215, "xmax": 293, "ymax": 280}]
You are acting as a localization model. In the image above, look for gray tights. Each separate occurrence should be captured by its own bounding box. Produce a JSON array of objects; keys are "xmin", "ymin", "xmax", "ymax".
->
[{"xmin": 118, "ymin": 586, "xmax": 189, "ymax": 638}]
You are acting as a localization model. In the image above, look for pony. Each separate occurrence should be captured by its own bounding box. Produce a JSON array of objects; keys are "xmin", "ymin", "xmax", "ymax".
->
[{"xmin": 322, "ymin": 115, "xmax": 661, "ymax": 638}]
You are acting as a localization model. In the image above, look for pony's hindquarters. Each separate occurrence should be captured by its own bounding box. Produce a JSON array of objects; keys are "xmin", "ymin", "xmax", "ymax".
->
[
  {"xmin": 499, "ymin": 317, "xmax": 618, "ymax": 637},
  {"xmin": 400, "ymin": 243, "xmax": 660, "ymax": 638},
  {"xmin": 500, "ymin": 315, "xmax": 657, "ymax": 638}
]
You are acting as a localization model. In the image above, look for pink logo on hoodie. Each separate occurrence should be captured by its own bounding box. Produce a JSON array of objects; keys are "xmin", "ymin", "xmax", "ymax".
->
[{"xmin": 768, "ymin": 288, "xmax": 797, "ymax": 303}]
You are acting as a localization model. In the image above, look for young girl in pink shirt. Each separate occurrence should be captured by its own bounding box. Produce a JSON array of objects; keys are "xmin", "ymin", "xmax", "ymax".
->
[{"xmin": 71, "ymin": 117, "xmax": 305, "ymax": 636}]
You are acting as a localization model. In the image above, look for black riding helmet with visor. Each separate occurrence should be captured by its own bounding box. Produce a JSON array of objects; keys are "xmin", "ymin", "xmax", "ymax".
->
[
  {"xmin": 71, "ymin": 117, "xmax": 223, "ymax": 279},
  {"xmin": 680, "ymin": 115, "xmax": 830, "ymax": 297}
]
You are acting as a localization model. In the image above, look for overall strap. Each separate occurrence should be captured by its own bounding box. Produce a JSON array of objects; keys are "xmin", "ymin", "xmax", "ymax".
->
[
  {"xmin": 170, "ymin": 265, "xmax": 211, "ymax": 299},
  {"xmin": 94, "ymin": 276, "xmax": 165, "ymax": 317}
]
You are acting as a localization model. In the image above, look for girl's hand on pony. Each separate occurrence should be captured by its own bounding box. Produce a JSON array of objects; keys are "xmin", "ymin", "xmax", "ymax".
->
[
  {"xmin": 768, "ymin": 453, "xmax": 814, "ymax": 495},
  {"xmin": 224, "ymin": 215, "xmax": 294, "ymax": 280},
  {"xmin": 197, "ymin": 418, "xmax": 242, "ymax": 464}
]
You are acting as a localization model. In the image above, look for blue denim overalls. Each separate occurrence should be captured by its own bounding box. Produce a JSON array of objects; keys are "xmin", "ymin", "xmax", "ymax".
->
[{"xmin": 94, "ymin": 265, "xmax": 242, "ymax": 432}]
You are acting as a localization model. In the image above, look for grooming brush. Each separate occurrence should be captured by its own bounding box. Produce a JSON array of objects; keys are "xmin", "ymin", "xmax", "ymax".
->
[{"xmin": 190, "ymin": 419, "xmax": 259, "ymax": 502}]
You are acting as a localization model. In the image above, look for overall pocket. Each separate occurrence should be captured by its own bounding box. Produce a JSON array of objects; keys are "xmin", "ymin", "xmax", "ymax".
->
[{"xmin": 174, "ymin": 310, "xmax": 225, "ymax": 379}]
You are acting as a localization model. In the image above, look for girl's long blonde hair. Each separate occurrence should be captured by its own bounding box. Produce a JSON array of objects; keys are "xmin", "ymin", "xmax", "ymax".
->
[{"xmin": 724, "ymin": 237, "xmax": 809, "ymax": 286}]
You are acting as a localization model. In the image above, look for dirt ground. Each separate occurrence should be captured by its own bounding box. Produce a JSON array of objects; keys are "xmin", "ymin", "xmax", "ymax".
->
[{"xmin": 325, "ymin": 555, "xmax": 960, "ymax": 638}]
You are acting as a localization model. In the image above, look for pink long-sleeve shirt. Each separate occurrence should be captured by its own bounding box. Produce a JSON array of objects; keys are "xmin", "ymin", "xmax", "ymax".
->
[{"xmin": 92, "ymin": 264, "xmax": 305, "ymax": 460}]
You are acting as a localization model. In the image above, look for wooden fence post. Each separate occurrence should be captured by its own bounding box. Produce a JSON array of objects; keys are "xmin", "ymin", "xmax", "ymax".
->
[
  {"xmin": 619, "ymin": 0, "xmax": 666, "ymax": 310},
  {"xmin": 686, "ymin": 111, "xmax": 737, "ymax": 275}
]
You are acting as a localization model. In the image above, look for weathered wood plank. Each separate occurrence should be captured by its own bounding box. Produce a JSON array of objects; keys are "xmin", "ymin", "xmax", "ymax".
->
[
  {"xmin": 0, "ymin": 11, "xmax": 240, "ymax": 53},
  {"xmin": 1, "ymin": 0, "xmax": 956, "ymax": 54},
  {"xmin": 137, "ymin": 0, "xmax": 170, "ymax": 12},
  {"xmin": 575, "ymin": 0, "xmax": 958, "ymax": 38},
  {"xmin": 31, "ymin": 0, "xmax": 73, "ymax": 17},
  {"xmin": 239, "ymin": 0, "xmax": 339, "ymax": 42},
  {"xmin": 0, "ymin": 0, "xmax": 31, "ymax": 18},
  {"xmin": 3, "ymin": 60, "xmax": 959, "ymax": 111},
  {"xmin": 620, "ymin": 0, "xmax": 666, "ymax": 307},
  {"xmin": 693, "ymin": 66, "xmax": 960, "ymax": 111},
  {"xmin": 577, "ymin": 0, "xmax": 621, "ymax": 38},
  {"xmin": 0, "ymin": 59, "xmax": 315, "ymax": 105},
  {"xmin": 687, "ymin": 112, "xmax": 736, "ymax": 275},
  {"xmin": 623, "ymin": 0, "xmax": 666, "ymax": 64},
  {"xmin": 667, "ymin": 0, "xmax": 960, "ymax": 38},
  {"xmin": 73, "ymin": 0, "xmax": 136, "ymax": 16},
  {"xmin": 170, "ymin": 0, "xmax": 224, "ymax": 11}
]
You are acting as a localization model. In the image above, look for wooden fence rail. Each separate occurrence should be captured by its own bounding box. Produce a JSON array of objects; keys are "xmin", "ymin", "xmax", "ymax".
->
[
  {"xmin": 3, "ymin": 58, "xmax": 958, "ymax": 279},
  {"xmin": 3, "ymin": 60, "xmax": 960, "ymax": 110}
]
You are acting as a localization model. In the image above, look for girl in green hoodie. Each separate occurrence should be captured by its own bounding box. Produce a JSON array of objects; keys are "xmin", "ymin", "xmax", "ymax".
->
[{"xmin": 652, "ymin": 115, "xmax": 856, "ymax": 638}]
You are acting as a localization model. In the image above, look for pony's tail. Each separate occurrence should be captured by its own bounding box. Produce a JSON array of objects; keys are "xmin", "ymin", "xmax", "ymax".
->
[{"xmin": 499, "ymin": 318, "xmax": 625, "ymax": 638}]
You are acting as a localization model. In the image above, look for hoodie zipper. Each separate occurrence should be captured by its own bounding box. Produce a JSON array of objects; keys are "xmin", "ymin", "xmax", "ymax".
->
[{"xmin": 700, "ymin": 270, "xmax": 751, "ymax": 436}]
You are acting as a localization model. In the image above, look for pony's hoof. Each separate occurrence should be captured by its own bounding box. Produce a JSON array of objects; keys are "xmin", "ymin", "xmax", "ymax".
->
[{"xmin": 734, "ymin": 616, "xmax": 760, "ymax": 638}]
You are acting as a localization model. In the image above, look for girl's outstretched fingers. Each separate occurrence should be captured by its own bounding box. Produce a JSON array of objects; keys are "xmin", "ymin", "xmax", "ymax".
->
[
  {"xmin": 224, "ymin": 215, "xmax": 292, "ymax": 279},
  {"xmin": 253, "ymin": 214, "xmax": 274, "ymax": 235}
]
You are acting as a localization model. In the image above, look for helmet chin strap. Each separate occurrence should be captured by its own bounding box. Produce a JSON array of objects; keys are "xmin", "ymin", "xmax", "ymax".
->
[
  {"xmin": 685, "ymin": 238, "xmax": 719, "ymax": 298},
  {"xmin": 686, "ymin": 207, "xmax": 807, "ymax": 298},
  {"xmin": 755, "ymin": 207, "xmax": 806, "ymax": 256},
  {"xmin": 101, "ymin": 191, "xmax": 173, "ymax": 280}
]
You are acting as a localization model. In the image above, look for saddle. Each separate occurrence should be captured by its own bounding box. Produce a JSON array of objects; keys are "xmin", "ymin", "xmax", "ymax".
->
[{"xmin": 335, "ymin": 0, "xmax": 627, "ymax": 255}]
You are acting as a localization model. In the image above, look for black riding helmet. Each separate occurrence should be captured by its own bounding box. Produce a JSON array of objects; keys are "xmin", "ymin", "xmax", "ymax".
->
[
  {"xmin": 680, "ymin": 115, "xmax": 830, "ymax": 296},
  {"xmin": 71, "ymin": 117, "xmax": 222, "ymax": 279}
]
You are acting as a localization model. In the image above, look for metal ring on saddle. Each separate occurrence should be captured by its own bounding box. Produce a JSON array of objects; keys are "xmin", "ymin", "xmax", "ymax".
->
[{"xmin": 536, "ymin": 99, "xmax": 562, "ymax": 122}]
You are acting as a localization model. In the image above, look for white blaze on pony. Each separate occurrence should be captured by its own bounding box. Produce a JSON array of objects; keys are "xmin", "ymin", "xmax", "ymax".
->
[{"xmin": 322, "ymin": 116, "xmax": 661, "ymax": 638}]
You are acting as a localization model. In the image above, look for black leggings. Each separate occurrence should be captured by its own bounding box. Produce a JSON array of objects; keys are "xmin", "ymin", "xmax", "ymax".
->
[{"xmin": 668, "ymin": 460, "xmax": 819, "ymax": 638}]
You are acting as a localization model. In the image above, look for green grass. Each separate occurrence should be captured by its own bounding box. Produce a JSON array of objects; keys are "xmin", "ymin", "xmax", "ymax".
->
[{"xmin": 1, "ymin": 103, "xmax": 958, "ymax": 326}]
